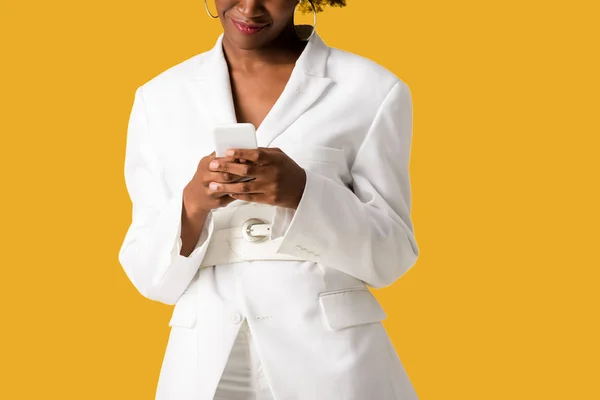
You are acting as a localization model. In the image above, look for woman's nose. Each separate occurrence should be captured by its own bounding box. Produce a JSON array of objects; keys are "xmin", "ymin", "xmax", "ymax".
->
[{"xmin": 235, "ymin": 0, "xmax": 266, "ymax": 18}]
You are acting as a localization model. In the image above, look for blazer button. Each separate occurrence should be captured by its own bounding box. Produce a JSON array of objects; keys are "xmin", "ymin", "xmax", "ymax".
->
[{"xmin": 230, "ymin": 312, "xmax": 243, "ymax": 324}]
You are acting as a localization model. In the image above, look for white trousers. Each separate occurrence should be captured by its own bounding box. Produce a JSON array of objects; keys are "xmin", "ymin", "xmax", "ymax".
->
[{"xmin": 213, "ymin": 319, "xmax": 276, "ymax": 400}]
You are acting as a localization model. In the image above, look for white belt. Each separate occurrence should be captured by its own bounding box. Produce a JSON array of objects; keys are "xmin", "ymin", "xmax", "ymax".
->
[{"xmin": 199, "ymin": 202, "xmax": 308, "ymax": 268}]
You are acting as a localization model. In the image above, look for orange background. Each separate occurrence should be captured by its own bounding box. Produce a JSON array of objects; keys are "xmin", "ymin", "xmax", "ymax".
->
[{"xmin": 1, "ymin": 0, "xmax": 598, "ymax": 398}]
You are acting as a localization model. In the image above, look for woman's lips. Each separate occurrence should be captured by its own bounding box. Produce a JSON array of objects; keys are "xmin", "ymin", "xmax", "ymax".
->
[{"xmin": 231, "ymin": 19, "xmax": 268, "ymax": 35}]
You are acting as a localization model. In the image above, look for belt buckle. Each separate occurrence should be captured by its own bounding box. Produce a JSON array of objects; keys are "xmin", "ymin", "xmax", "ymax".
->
[{"xmin": 242, "ymin": 218, "xmax": 270, "ymax": 243}]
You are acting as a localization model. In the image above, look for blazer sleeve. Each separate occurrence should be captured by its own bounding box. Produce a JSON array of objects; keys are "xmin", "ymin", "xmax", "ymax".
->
[
  {"xmin": 118, "ymin": 86, "xmax": 215, "ymax": 305},
  {"xmin": 273, "ymin": 80, "xmax": 419, "ymax": 288}
]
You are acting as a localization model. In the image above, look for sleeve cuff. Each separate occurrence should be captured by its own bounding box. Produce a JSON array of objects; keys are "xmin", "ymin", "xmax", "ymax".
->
[
  {"xmin": 269, "ymin": 206, "xmax": 295, "ymax": 240},
  {"xmin": 274, "ymin": 169, "xmax": 329, "ymax": 261},
  {"xmin": 147, "ymin": 192, "xmax": 215, "ymax": 303},
  {"xmin": 175, "ymin": 207, "xmax": 214, "ymax": 260}
]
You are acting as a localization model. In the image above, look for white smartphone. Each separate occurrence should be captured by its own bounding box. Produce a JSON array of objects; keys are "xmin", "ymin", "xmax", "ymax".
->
[
  {"xmin": 212, "ymin": 123, "xmax": 258, "ymax": 157},
  {"xmin": 212, "ymin": 123, "xmax": 258, "ymax": 183}
]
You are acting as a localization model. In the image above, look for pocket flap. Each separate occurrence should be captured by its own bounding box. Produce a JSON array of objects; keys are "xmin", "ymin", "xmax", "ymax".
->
[
  {"xmin": 318, "ymin": 287, "xmax": 387, "ymax": 330},
  {"xmin": 168, "ymin": 292, "xmax": 197, "ymax": 328}
]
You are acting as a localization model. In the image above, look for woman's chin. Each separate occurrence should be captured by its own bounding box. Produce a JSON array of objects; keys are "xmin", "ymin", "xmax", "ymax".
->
[{"xmin": 224, "ymin": 32, "xmax": 271, "ymax": 50}]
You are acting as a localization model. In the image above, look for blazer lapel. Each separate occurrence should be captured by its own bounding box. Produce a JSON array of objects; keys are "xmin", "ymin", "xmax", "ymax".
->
[
  {"xmin": 184, "ymin": 34, "xmax": 237, "ymax": 128},
  {"xmin": 256, "ymin": 33, "xmax": 332, "ymax": 148},
  {"xmin": 184, "ymin": 32, "xmax": 333, "ymax": 149}
]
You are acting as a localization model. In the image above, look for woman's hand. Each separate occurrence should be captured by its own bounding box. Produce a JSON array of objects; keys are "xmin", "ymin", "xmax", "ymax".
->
[
  {"xmin": 207, "ymin": 147, "xmax": 307, "ymax": 210},
  {"xmin": 182, "ymin": 151, "xmax": 247, "ymax": 216}
]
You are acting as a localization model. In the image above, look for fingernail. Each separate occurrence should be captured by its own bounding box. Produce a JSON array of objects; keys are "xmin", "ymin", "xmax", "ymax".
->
[
  {"xmin": 209, "ymin": 182, "xmax": 219, "ymax": 190},
  {"xmin": 209, "ymin": 161, "xmax": 219, "ymax": 169},
  {"xmin": 226, "ymin": 149, "xmax": 235, "ymax": 156}
]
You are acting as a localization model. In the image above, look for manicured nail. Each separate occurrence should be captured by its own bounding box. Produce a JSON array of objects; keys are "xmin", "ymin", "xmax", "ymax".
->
[
  {"xmin": 209, "ymin": 182, "xmax": 219, "ymax": 190},
  {"xmin": 209, "ymin": 161, "xmax": 219, "ymax": 169},
  {"xmin": 226, "ymin": 149, "xmax": 235, "ymax": 156}
]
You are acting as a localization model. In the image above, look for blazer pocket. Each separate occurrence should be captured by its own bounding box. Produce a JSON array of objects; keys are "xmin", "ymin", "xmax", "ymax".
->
[
  {"xmin": 289, "ymin": 145, "xmax": 346, "ymax": 165},
  {"xmin": 168, "ymin": 291, "xmax": 197, "ymax": 328},
  {"xmin": 288, "ymin": 145, "xmax": 350, "ymax": 185},
  {"xmin": 318, "ymin": 287, "xmax": 387, "ymax": 330}
]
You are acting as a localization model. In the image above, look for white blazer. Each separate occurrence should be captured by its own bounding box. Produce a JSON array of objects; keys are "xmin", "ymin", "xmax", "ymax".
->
[{"xmin": 119, "ymin": 31, "xmax": 420, "ymax": 400}]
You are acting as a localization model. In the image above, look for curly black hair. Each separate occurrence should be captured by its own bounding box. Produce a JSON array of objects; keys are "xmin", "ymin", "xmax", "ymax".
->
[{"xmin": 298, "ymin": 0, "xmax": 347, "ymax": 13}]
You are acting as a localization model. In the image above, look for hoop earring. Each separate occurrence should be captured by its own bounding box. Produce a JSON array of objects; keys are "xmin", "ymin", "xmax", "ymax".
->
[
  {"xmin": 294, "ymin": 0, "xmax": 317, "ymax": 41},
  {"xmin": 204, "ymin": 0, "xmax": 218, "ymax": 19}
]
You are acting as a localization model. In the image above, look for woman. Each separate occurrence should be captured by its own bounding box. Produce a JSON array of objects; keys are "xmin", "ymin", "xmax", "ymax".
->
[{"xmin": 118, "ymin": 0, "xmax": 420, "ymax": 399}]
